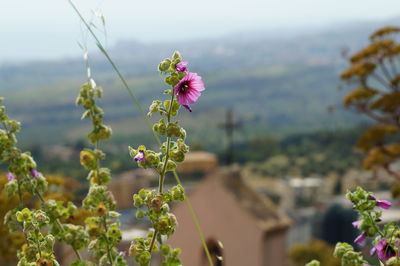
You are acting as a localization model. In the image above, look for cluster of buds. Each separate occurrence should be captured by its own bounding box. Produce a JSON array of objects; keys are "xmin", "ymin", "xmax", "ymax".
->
[
  {"xmin": 77, "ymin": 77, "xmax": 125, "ymax": 265},
  {"xmin": 333, "ymin": 242, "xmax": 368, "ymax": 266},
  {"xmin": 128, "ymin": 52, "xmax": 204, "ymax": 265}
]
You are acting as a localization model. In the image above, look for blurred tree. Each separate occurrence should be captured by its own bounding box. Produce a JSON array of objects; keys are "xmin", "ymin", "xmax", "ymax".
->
[
  {"xmin": 289, "ymin": 239, "xmax": 340, "ymax": 266},
  {"xmin": 341, "ymin": 26, "xmax": 400, "ymax": 187}
]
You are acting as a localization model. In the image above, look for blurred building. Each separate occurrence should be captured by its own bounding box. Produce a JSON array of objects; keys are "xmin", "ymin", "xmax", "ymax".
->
[
  {"xmin": 176, "ymin": 151, "xmax": 218, "ymax": 174},
  {"xmin": 108, "ymin": 168, "xmax": 157, "ymax": 209},
  {"xmin": 168, "ymin": 166, "xmax": 291, "ymax": 266}
]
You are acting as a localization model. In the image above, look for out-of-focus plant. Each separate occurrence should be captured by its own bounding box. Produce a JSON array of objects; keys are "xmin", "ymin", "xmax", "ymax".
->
[
  {"xmin": 0, "ymin": 49, "xmax": 205, "ymax": 265},
  {"xmin": 289, "ymin": 239, "xmax": 340, "ymax": 266},
  {"xmin": 341, "ymin": 26, "xmax": 400, "ymax": 186},
  {"xmin": 308, "ymin": 187, "xmax": 400, "ymax": 266}
]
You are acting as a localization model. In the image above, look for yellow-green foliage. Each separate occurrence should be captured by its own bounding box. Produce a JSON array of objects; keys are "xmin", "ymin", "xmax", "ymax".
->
[
  {"xmin": 0, "ymin": 174, "xmax": 25, "ymax": 264},
  {"xmin": 341, "ymin": 26, "xmax": 400, "ymax": 176},
  {"xmin": 289, "ymin": 239, "xmax": 340, "ymax": 266},
  {"xmin": 0, "ymin": 172, "xmax": 81, "ymax": 263}
]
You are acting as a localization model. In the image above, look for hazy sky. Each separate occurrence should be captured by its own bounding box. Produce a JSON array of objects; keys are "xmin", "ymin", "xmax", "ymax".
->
[{"xmin": 0, "ymin": 0, "xmax": 400, "ymax": 62}]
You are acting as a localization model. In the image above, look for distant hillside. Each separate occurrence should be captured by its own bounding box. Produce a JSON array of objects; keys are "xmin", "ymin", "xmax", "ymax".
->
[{"xmin": 2, "ymin": 19, "xmax": 395, "ymax": 148}]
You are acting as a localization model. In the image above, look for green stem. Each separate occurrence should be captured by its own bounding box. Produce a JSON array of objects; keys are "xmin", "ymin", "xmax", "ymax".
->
[
  {"xmin": 35, "ymin": 232, "xmax": 42, "ymax": 258},
  {"xmin": 366, "ymin": 212, "xmax": 384, "ymax": 237},
  {"xmin": 102, "ymin": 216, "xmax": 114, "ymax": 265},
  {"xmin": 148, "ymin": 230, "xmax": 158, "ymax": 253},
  {"xmin": 149, "ymin": 91, "xmax": 174, "ymax": 252},
  {"xmin": 67, "ymin": 2, "xmax": 214, "ymax": 265}
]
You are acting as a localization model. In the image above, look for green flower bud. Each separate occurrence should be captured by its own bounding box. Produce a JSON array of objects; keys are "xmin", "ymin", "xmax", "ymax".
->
[
  {"xmin": 97, "ymin": 125, "xmax": 112, "ymax": 140},
  {"xmin": 135, "ymin": 209, "xmax": 145, "ymax": 219},
  {"xmin": 133, "ymin": 194, "xmax": 143, "ymax": 207},
  {"xmin": 138, "ymin": 189, "xmax": 148, "ymax": 199},
  {"xmin": 305, "ymin": 260, "xmax": 320, "ymax": 266},
  {"xmin": 166, "ymin": 122, "xmax": 181, "ymax": 138},
  {"xmin": 172, "ymin": 51, "xmax": 181, "ymax": 60},
  {"xmin": 80, "ymin": 149, "xmax": 97, "ymax": 170},
  {"xmin": 160, "ymin": 244, "xmax": 170, "ymax": 256},
  {"xmin": 136, "ymin": 251, "xmax": 151, "ymax": 265},
  {"xmin": 171, "ymin": 150, "xmax": 185, "ymax": 163},
  {"xmin": 129, "ymin": 242, "xmax": 138, "ymax": 256},
  {"xmin": 148, "ymin": 100, "xmax": 162, "ymax": 116},
  {"xmin": 160, "ymin": 203, "xmax": 170, "ymax": 213},
  {"xmin": 158, "ymin": 59, "xmax": 171, "ymax": 72},
  {"xmin": 98, "ymin": 168, "xmax": 111, "ymax": 184},
  {"xmin": 166, "ymin": 160, "xmax": 177, "ymax": 171},
  {"xmin": 4, "ymin": 179, "xmax": 18, "ymax": 197}
]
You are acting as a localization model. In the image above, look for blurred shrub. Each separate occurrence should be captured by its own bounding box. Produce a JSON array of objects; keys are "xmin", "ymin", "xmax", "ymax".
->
[{"xmin": 289, "ymin": 239, "xmax": 340, "ymax": 266}]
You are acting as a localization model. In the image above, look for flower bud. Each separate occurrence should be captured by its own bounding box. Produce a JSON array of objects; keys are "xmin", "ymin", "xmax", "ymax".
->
[
  {"xmin": 158, "ymin": 59, "xmax": 171, "ymax": 72},
  {"xmin": 96, "ymin": 203, "xmax": 107, "ymax": 217},
  {"xmin": 136, "ymin": 209, "xmax": 145, "ymax": 219},
  {"xmin": 129, "ymin": 242, "xmax": 138, "ymax": 256},
  {"xmin": 80, "ymin": 149, "xmax": 97, "ymax": 170},
  {"xmin": 149, "ymin": 195, "xmax": 163, "ymax": 211},
  {"xmin": 172, "ymin": 51, "xmax": 182, "ymax": 60},
  {"xmin": 171, "ymin": 150, "xmax": 185, "ymax": 163},
  {"xmin": 166, "ymin": 122, "xmax": 181, "ymax": 138}
]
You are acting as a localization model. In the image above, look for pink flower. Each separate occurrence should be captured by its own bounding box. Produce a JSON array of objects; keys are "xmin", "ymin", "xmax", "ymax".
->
[
  {"xmin": 175, "ymin": 61, "xmax": 188, "ymax": 72},
  {"xmin": 354, "ymin": 232, "xmax": 367, "ymax": 245},
  {"xmin": 371, "ymin": 238, "xmax": 396, "ymax": 261},
  {"xmin": 7, "ymin": 172, "xmax": 15, "ymax": 181},
  {"xmin": 134, "ymin": 150, "xmax": 145, "ymax": 162},
  {"xmin": 377, "ymin": 200, "xmax": 392, "ymax": 209},
  {"xmin": 352, "ymin": 220, "xmax": 361, "ymax": 228},
  {"xmin": 174, "ymin": 72, "xmax": 205, "ymax": 112},
  {"xmin": 29, "ymin": 168, "xmax": 39, "ymax": 179}
]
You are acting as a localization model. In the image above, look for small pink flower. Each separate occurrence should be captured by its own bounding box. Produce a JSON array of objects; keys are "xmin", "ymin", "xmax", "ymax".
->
[
  {"xmin": 174, "ymin": 72, "xmax": 205, "ymax": 112},
  {"xmin": 352, "ymin": 220, "xmax": 361, "ymax": 228},
  {"xmin": 30, "ymin": 168, "xmax": 39, "ymax": 179},
  {"xmin": 7, "ymin": 172, "xmax": 15, "ymax": 181},
  {"xmin": 354, "ymin": 232, "xmax": 367, "ymax": 245},
  {"xmin": 175, "ymin": 61, "xmax": 188, "ymax": 72},
  {"xmin": 377, "ymin": 200, "xmax": 392, "ymax": 209},
  {"xmin": 134, "ymin": 150, "xmax": 145, "ymax": 162}
]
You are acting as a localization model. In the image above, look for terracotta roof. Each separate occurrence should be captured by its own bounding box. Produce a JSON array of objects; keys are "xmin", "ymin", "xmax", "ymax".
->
[{"xmin": 211, "ymin": 166, "xmax": 291, "ymax": 232}]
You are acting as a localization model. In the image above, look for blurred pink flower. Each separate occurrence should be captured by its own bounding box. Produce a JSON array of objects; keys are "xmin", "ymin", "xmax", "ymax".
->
[
  {"xmin": 176, "ymin": 61, "xmax": 188, "ymax": 72},
  {"xmin": 7, "ymin": 172, "xmax": 15, "ymax": 181},
  {"xmin": 134, "ymin": 150, "xmax": 145, "ymax": 162}
]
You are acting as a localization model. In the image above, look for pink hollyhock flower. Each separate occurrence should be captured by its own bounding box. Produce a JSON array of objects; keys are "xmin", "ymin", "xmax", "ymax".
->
[
  {"xmin": 134, "ymin": 150, "xmax": 145, "ymax": 162},
  {"xmin": 7, "ymin": 172, "xmax": 15, "ymax": 181},
  {"xmin": 174, "ymin": 72, "xmax": 205, "ymax": 112},
  {"xmin": 176, "ymin": 61, "xmax": 188, "ymax": 72},
  {"xmin": 377, "ymin": 200, "xmax": 392, "ymax": 209},
  {"xmin": 30, "ymin": 168, "xmax": 40, "ymax": 179},
  {"xmin": 354, "ymin": 232, "xmax": 367, "ymax": 245},
  {"xmin": 371, "ymin": 238, "xmax": 396, "ymax": 261}
]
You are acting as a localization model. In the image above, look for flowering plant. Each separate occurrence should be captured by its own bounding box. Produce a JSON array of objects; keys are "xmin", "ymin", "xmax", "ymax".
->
[
  {"xmin": 307, "ymin": 187, "xmax": 400, "ymax": 266},
  {"xmin": 0, "ymin": 50, "xmax": 205, "ymax": 266}
]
